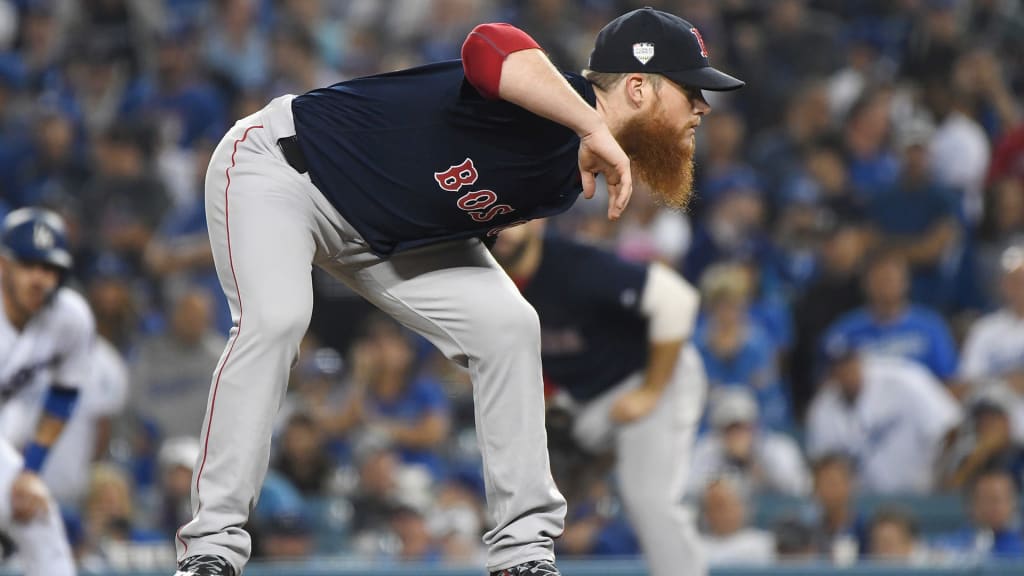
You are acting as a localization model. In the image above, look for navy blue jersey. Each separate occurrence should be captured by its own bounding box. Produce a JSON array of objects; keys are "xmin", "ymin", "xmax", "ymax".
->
[
  {"xmin": 521, "ymin": 234, "xmax": 649, "ymax": 402},
  {"xmin": 291, "ymin": 60, "xmax": 594, "ymax": 256}
]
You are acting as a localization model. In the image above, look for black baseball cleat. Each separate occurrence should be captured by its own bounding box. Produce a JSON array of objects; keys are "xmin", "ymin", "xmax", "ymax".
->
[
  {"xmin": 490, "ymin": 559, "xmax": 562, "ymax": 576},
  {"xmin": 173, "ymin": 554, "xmax": 236, "ymax": 576}
]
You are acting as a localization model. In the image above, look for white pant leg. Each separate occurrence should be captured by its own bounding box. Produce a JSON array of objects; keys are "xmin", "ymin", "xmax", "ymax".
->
[
  {"xmin": 321, "ymin": 239, "xmax": 566, "ymax": 572},
  {"xmin": 573, "ymin": 346, "xmax": 708, "ymax": 576},
  {"xmin": 0, "ymin": 441, "xmax": 76, "ymax": 576},
  {"xmin": 176, "ymin": 98, "xmax": 324, "ymax": 572}
]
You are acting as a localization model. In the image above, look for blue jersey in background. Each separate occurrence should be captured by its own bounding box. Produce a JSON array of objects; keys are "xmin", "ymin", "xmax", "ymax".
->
[
  {"xmin": 519, "ymin": 234, "xmax": 649, "ymax": 403},
  {"xmin": 823, "ymin": 306, "xmax": 959, "ymax": 381}
]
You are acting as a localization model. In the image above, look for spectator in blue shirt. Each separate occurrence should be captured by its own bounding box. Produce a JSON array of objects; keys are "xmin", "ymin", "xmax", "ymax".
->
[
  {"xmin": 684, "ymin": 176, "xmax": 779, "ymax": 286},
  {"xmin": 325, "ymin": 315, "xmax": 452, "ymax": 480},
  {"xmin": 933, "ymin": 468, "xmax": 1024, "ymax": 559},
  {"xmin": 558, "ymin": 475, "xmax": 640, "ymax": 559},
  {"xmin": 749, "ymin": 80, "xmax": 833, "ymax": 202},
  {"xmin": 823, "ymin": 250, "xmax": 959, "ymax": 385},
  {"xmin": 143, "ymin": 137, "xmax": 232, "ymax": 335},
  {"xmin": 842, "ymin": 93, "xmax": 900, "ymax": 198},
  {"xmin": 695, "ymin": 262, "xmax": 791, "ymax": 430},
  {"xmin": 789, "ymin": 140, "xmax": 868, "ymax": 224},
  {"xmin": 0, "ymin": 53, "xmax": 31, "ymax": 209},
  {"xmin": 685, "ymin": 190, "xmax": 793, "ymax": 356},
  {"xmin": 867, "ymin": 120, "xmax": 963, "ymax": 311},
  {"xmin": 201, "ymin": 0, "xmax": 270, "ymax": 92},
  {"xmin": 119, "ymin": 25, "xmax": 227, "ymax": 152},
  {"xmin": 13, "ymin": 105, "xmax": 90, "ymax": 208},
  {"xmin": 693, "ymin": 109, "xmax": 752, "ymax": 220},
  {"xmin": 250, "ymin": 471, "xmax": 317, "ymax": 560}
]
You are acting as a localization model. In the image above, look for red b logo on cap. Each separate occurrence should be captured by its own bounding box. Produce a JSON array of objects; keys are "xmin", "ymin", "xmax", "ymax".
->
[{"xmin": 690, "ymin": 27, "xmax": 708, "ymax": 58}]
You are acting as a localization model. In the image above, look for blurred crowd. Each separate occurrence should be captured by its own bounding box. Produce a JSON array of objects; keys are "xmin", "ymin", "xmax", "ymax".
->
[{"xmin": 1, "ymin": 0, "xmax": 1024, "ymax": 572}]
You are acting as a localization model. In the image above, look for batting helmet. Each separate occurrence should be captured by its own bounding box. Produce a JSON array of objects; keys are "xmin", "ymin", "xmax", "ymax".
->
[{"xmin": 1, "ymin": 208, "xmax": 72, "ymax": 271}]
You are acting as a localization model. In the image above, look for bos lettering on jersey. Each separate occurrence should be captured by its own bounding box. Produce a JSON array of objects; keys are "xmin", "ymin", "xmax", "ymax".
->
[{"xmin": 433, "ymin": 157, "xmax": 528, "ymax": 236}]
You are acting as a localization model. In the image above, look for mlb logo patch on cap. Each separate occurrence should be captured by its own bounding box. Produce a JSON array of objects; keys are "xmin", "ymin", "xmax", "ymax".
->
[{"xmin": 632, "ymin": 42, "xmax": 654, "ymax": 65}]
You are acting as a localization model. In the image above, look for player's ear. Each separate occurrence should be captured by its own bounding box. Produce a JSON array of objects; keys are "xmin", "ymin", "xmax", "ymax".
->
[{"xmin": 623, "ymin": 73, "xmax": 648, "ymax": 109}]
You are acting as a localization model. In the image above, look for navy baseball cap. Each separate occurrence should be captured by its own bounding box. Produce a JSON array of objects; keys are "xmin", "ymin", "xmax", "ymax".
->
[{"xmin": 588, "ymin": 8, "xmax": 744, "ymax": 91}]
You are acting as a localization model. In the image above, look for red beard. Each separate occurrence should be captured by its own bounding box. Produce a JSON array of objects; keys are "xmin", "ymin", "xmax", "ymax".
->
[{"xmin": 613, "ymin": 110, "xmax": 696, "ymax": 211}]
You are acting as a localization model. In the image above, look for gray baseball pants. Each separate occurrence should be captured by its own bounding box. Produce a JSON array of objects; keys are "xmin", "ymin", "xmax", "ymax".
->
[
  {"xmin": 572, "ymin": 345, "xmax": 708, "ymax": 576},
  {"xmin": 175, "ymin": 95, "xmax": 566, "ymax": 573}
]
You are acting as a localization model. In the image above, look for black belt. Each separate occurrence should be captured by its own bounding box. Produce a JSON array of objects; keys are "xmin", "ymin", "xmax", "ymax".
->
[{"xmin": 278, "ymin": 135, "xmax": 308, "ymax": 174}]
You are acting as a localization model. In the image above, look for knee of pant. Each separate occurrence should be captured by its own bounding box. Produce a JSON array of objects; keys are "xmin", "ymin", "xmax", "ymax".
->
[
  {"xmin": 246, "ymin": 301, "xmax": 311, "ymax": 344},
  {"xmin": 477, "ymin": 297, "xmax": 540, "ymax": 350}
]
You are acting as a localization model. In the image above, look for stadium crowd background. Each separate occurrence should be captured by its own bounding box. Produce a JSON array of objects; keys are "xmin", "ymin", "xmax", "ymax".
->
[{"xmin": 1, "ymin": 0, "xmax": 1024, "ymax": 572}]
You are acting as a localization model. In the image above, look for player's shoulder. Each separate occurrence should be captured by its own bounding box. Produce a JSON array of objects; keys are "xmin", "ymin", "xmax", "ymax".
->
[{"xmin": 47, "ymin": 287, "xmax": 96, "ymax": 333}]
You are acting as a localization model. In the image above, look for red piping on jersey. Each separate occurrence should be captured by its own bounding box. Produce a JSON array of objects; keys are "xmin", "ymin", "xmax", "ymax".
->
[
  {"xmin": 461, "ymin": 23, "xmax": 540, "ymax": 100},
  {"xmin": 177, "ymin": 123, "xmax": 264, "ymax": 554}
]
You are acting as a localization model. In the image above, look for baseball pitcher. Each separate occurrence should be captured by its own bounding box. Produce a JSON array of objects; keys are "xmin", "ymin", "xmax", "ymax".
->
[{"xmin": 174, "ymin": 8, "xmax": 742, "ymax": 576}]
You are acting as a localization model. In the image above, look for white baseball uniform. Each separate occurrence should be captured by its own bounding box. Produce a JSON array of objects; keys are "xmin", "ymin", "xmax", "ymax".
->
[
  {"xmin": 0, "ymin": 286, "xmax": 95, "ymax": 448},
  {"xmin": 807, "ymin": 355, "xmax": 962, "ymax": 493},
  {"xmin": 960, "ymin": 309, "xmax": 1024, "ymax": 441},
  {"xmin": 0, "ymin": 438, "xmax": 76, "ymax": 576},
  {"xmin": 0, "ymin": 282, "xmax": 93, "ymax": 576}
]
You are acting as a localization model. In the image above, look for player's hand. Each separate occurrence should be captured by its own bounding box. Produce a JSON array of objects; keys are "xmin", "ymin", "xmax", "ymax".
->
[
  {"xmin": 578, "ymin": 124, "xmax": 632, "ymax": 221},
  {"xmin": 11, "ymin": 471, "xmax": 49, "ymax": 523},
  {"xmin": 610, "ymin": 387, "xmax": 659, "ymax": 424}
]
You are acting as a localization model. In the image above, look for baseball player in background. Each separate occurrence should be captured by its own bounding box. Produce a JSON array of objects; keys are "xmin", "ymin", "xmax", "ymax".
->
[
  {"xmin": 0, "ymin": 207, "xmax": 95, "ymax": 576},
  {"xmin": 492, "ymin": 219, "xmax": 707, "ymax": 576},
  {"xmin": 174, "ymin": 8, "xmax": 742, "ymax": 576}
]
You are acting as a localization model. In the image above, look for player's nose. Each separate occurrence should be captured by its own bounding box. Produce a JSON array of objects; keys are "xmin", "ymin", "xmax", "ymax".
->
[{"xmin": 693, "ymin": 94, "xmax": 711, "ymax": 116}]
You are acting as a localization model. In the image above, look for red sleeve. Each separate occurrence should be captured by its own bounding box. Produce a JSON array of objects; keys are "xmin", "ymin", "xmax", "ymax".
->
[{"xmin": 461, "ymin": 23, "xmax": 541, "ymax": 100}]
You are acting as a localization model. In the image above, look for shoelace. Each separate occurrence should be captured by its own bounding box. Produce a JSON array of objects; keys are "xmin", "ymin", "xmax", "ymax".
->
[{"xmin": 179, "ymin": 556, "xmax": 234, "ymax": 575}]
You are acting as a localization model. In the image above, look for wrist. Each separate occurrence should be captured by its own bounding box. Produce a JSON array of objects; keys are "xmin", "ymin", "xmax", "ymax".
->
[
  {"xmin": 23, "ymin": 442, "xmax": 49, "ymax": 473},
  {"xmin": 576, "ymin": 115, "xmax": 608, "ymax": 139}
]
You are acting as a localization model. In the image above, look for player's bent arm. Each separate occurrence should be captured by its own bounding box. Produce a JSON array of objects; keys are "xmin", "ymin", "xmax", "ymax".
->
[
  {"xmin": 463, "ymin": 24, "xmax": 632, "ymax": 217},
  {"xmin": 637, "ymin": 263, "xmax": 700, "ymax": 395},
  {"xmin": 462, "ymin": 24, "xmax": 603, "ymax": 137},
  {"xmin": 23, "ymin": 385, "xmax": 79, "ymax": 473},
  {"xmin": 497, "ymin": 49, "xmax": 605, "ymax": 137}
]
